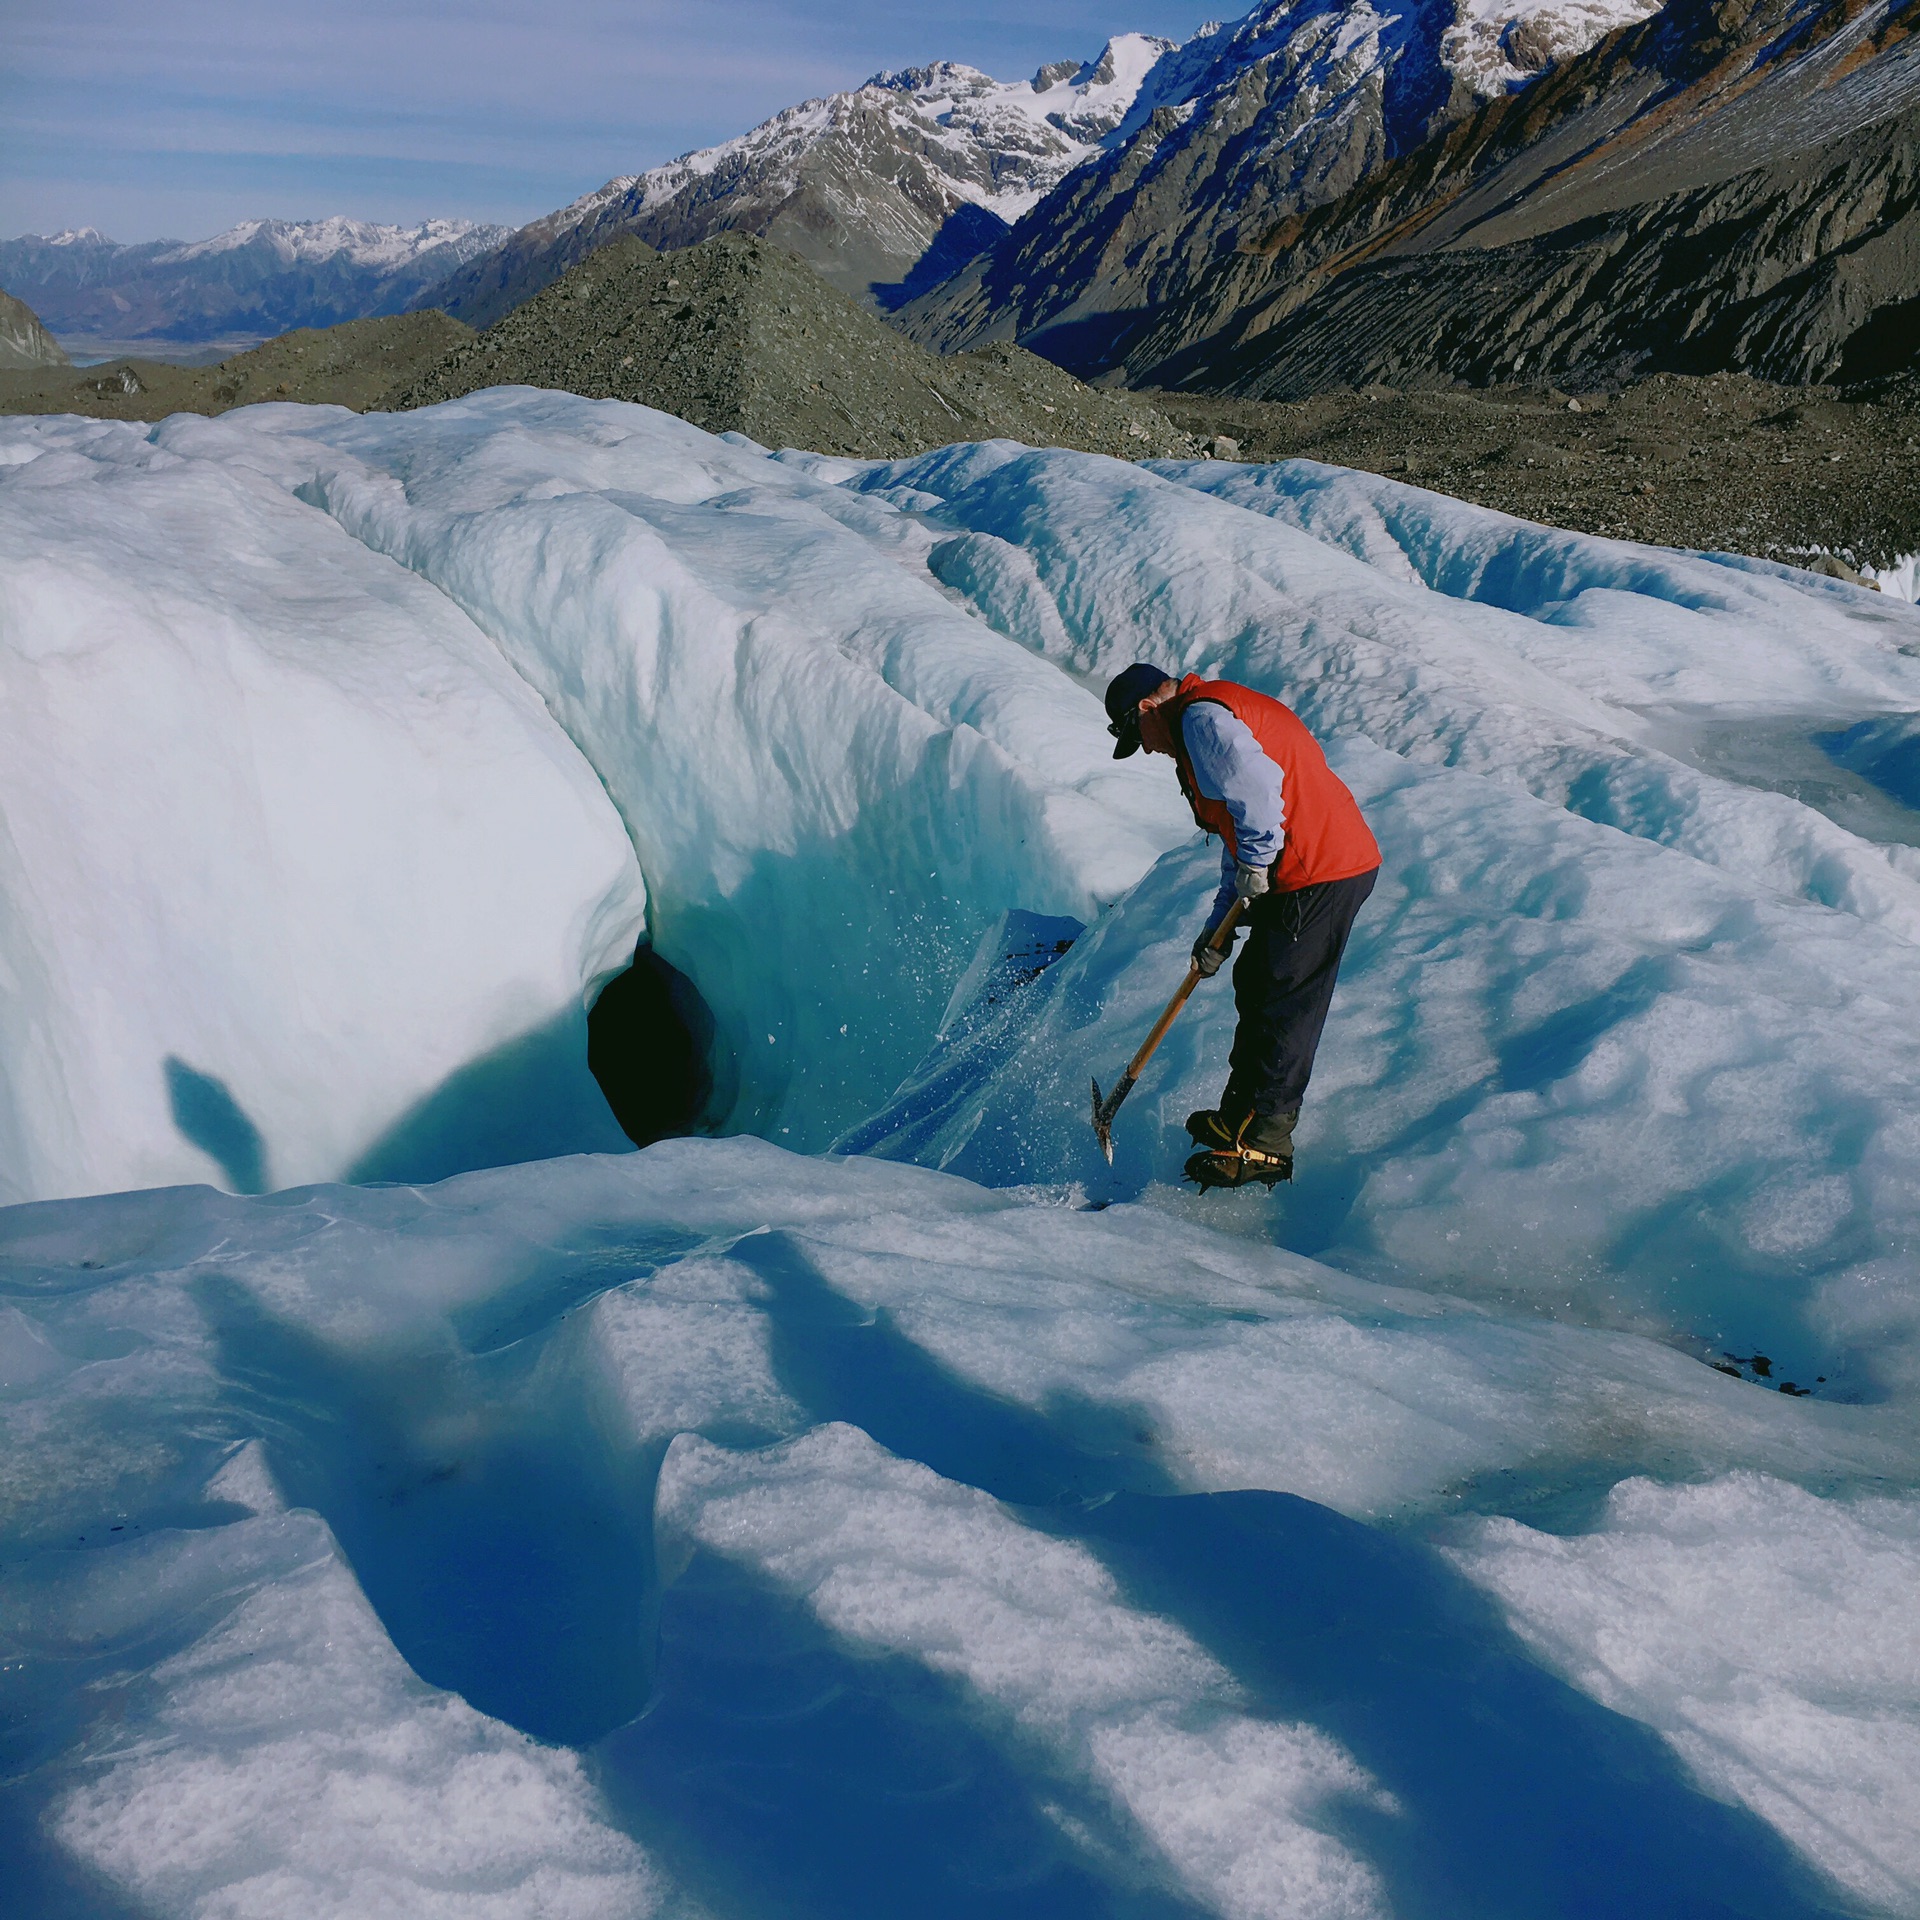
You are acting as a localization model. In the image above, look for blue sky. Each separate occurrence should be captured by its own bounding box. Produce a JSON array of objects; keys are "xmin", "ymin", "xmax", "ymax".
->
[{"xmin": 3, "ymin": 1, "xmax": 1228, "ymax": 243}]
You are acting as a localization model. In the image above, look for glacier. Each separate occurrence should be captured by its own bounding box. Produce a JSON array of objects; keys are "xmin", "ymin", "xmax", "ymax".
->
[{"xmin": 3, "ymin": 389, "xmax": 1920, "ymax": 1918}]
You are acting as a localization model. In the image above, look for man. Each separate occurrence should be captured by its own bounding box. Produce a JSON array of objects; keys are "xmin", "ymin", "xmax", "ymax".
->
[{"xmin": 1104, "ymin": 662, "xmax": 1380, "ymax": 1189}]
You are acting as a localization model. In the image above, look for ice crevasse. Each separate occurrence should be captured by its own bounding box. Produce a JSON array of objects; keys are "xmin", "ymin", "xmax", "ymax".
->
[{"xmin": 3, "ymin": 389, "xmax": 1920, "ymax": 1918}]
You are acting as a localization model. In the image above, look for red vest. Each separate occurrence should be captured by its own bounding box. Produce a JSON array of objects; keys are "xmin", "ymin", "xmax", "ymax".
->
[{"xmin": 1164, "ymin": 675, "xmax": 1380, "ymax": 892}]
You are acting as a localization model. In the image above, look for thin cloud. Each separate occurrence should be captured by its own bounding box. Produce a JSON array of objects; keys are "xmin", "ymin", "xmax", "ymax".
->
[{"xmin": 2, "ymin": 0, "xmax": 1220, "ymax": 239}]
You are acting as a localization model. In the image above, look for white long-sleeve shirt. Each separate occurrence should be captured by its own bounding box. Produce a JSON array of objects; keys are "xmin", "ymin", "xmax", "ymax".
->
[{"xmin": 1183, "ymin": 701, "xmax": 1286, "ymax": 928}]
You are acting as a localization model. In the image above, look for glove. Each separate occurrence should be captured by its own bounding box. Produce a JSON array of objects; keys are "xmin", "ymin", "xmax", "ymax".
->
[
  {"xmin": 1191, "ymin": 927, "xmax": 1232, "ymax": 977},
  {"xmin": 1234, "ymin": 860, "xmax": 1272, "ymax": 904}
]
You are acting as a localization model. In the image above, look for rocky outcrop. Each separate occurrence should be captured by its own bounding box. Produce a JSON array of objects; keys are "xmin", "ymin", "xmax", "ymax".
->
[
  {"xmin": 419, "ymin": 43, "xmax": 1173, "ymax": 331},
  {"xmin": 398, "ymin": 233, "xmax": 1199, "ymax": 460},
  {"xmin": 0, "ymin": 289, "xmax": 67, "ymax": 369}
]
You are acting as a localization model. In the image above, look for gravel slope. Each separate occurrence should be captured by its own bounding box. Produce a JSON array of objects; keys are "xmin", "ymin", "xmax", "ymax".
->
[
  {"xmin": 1155, "ymin": 372, "xmax": 1920, "ymax": 570},
  {"xmin": 0, "ymin": 311, "xmax": 471, "ymax": 420},
  {"xmin": 399, "ymin": 233, "xmax": 1200, "ymax": 460}
]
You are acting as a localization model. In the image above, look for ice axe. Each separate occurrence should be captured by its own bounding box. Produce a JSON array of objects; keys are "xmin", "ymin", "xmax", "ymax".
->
[{"xmin": 1090, "ymin": 896, "xmax": 1246, "ymax": 1163}]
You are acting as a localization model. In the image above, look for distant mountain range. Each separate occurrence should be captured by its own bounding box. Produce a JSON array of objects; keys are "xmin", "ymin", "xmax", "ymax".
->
[
  {"xmin": 0, "ymin": 219, "xmax": 508, "ymax": 357},
  {"xmin": 426, "ymin": 0, "xmax": 1688, "ymax": 367}
]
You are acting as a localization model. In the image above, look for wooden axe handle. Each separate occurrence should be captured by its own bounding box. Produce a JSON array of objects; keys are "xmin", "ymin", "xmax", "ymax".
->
[{"xmin": 1119, "ymin": 893, "xmax": 1246, "ymax": 1083}]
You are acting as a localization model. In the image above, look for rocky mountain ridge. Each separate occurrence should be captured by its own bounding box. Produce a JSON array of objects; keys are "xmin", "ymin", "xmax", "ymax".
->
[
  {"xmin": 1124, "ymin": 0, "xmax": 1920, "ymax": 392},
  {"xmin": 419, "ymin": 37, "xmax": 1177, "ymax": 332},
  {"xmin": 0, "ymin": 290, "xmax": 67, "ymax": 370},
  {"xmin": 400, "ymin": 232, "xmax": 1201, "ymax": 460},
  {"xmin": 897, "ymin": 0, "xmax": 1659, "ymax": 369}
]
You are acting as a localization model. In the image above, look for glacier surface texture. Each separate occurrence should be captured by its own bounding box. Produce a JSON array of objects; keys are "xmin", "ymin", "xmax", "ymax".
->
[{"xmin": 3, "ymin": 390, "xmax": 1920, "ymax": 1918}]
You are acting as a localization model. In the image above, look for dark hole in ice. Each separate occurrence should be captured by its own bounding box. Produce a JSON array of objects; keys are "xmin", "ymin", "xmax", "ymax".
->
[{"xmin": 587, "ymin": 942, "xmax": 719, "ymax": 1147}]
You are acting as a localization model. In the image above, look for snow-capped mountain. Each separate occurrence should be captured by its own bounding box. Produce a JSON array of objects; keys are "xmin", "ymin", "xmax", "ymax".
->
[
  {"xmin": 424, "ymin": 36, "xmax": 1175, "ymax": 328},
  {"xmin": 902, "ymin": 0, "xmax": 1659, "ymax": 365},
  {"xmin": 0, "ymin": 217, "xmax": 509, "ymax": 356},
  {"xmin": 157, "ymin": 215, "xmax": 498, "ymax": 271},
  {"xmin": 633, "ymin": 41, "xmax": 1177, "ymax": 230},
  {"xmin": 1442, "ymin": 0, "xmax": 1663, "ymax": 90}
]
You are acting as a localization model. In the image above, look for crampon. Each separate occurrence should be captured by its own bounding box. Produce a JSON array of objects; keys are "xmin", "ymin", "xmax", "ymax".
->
[{"xmin": 1183, "ymin": 1143, "xmax": 1293, "ymax": 1191}]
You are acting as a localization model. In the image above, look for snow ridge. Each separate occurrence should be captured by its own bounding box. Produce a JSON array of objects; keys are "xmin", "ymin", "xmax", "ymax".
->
[
  {"xmin": 546, "ymin": 33, "xmax": 1176, "ymax": 240},
  {"xmin": 153, "ymin": 216, "xmax": 507, "ymax": 270}
]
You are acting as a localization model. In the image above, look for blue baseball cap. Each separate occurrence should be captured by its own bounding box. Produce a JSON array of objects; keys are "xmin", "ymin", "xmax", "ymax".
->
[{"xmin": 1104, "ymin": 662, "xmax": 1173, "ymax": 758}]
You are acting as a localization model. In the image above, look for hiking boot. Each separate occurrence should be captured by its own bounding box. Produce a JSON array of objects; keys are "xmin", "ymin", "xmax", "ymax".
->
[
  {"xmin": 1186, "ymin": 1091, "xmax": 1256, "ymax": 1149},
  {"xmin": 1184, "ymin": 1141, "xmax": 1293, "ymax": 1190},
  {"xmin": 1185, "ymin": 1104, "xmax": 1297, "ymax": 1154},
  {"xmin": 1182, "ymin": 1106, "xmax": 1297, "ymax": 1192}
]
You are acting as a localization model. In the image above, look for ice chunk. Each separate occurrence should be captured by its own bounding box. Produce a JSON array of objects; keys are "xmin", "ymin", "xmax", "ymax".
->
[
  {"xmin": 1447, "ymin": 1473, "xmax": 1920, "ymax": 1913},
  {"xmin": 204, "ymin": 1438, "xmax": 285, "ymax": 1515},
  {"xmin": 1867, "ymin": 552, "xmax": 1920, "ymax": 601},
  {"xmin": 0, "ymin": 414, "xmax": 645, "ymax": 1204}
]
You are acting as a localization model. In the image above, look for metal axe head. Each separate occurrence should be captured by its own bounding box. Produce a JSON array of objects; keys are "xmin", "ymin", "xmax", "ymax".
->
[{"xmin": 1090, "ymin": 1077, "xmax": 1115, "ymax": 1164}]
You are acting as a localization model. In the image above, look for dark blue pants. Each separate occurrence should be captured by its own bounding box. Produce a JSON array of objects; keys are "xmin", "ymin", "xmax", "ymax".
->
[{"xmin": 1226, "ymin": 868, "xmax": 1377, "ymax": 1119}]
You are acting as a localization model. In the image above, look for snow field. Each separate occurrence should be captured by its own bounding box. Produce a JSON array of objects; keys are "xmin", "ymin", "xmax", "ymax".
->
[
  {"xmin": 856, "ymin": 736, "xmax": 1920, "ymax": 1402},
  {"xmin": 36, "ymin": 1513, "xmax": 667, "ymax": 1920},
  {"xmin": 6, "ymin": 390, "xmax": 1920, "ymax": 1912},
  {"xmin": 859, "ymin": 444, "xmax": 1920, "ymax": 936},
  {"xmin": 717, "ymin": 1186, "xmax": 1913, "ymax": 1519},
  {"xmin": 1448, "ymin": 1473, "xmax": 1920, "ymax": 1912},
  {"xmin": 659, "ymin": 1421, "xmax": 1396, "ymax": 1920},
  {"xmin": 12, "ymin": 1140, "xmax": 1901, "ymax": 1914}
]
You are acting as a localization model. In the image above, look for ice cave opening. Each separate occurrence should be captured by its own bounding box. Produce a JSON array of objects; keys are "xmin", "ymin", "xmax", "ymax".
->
[{"xmin": 587, "ymin": 941, "xmax": 723, "ymax": 1148}]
